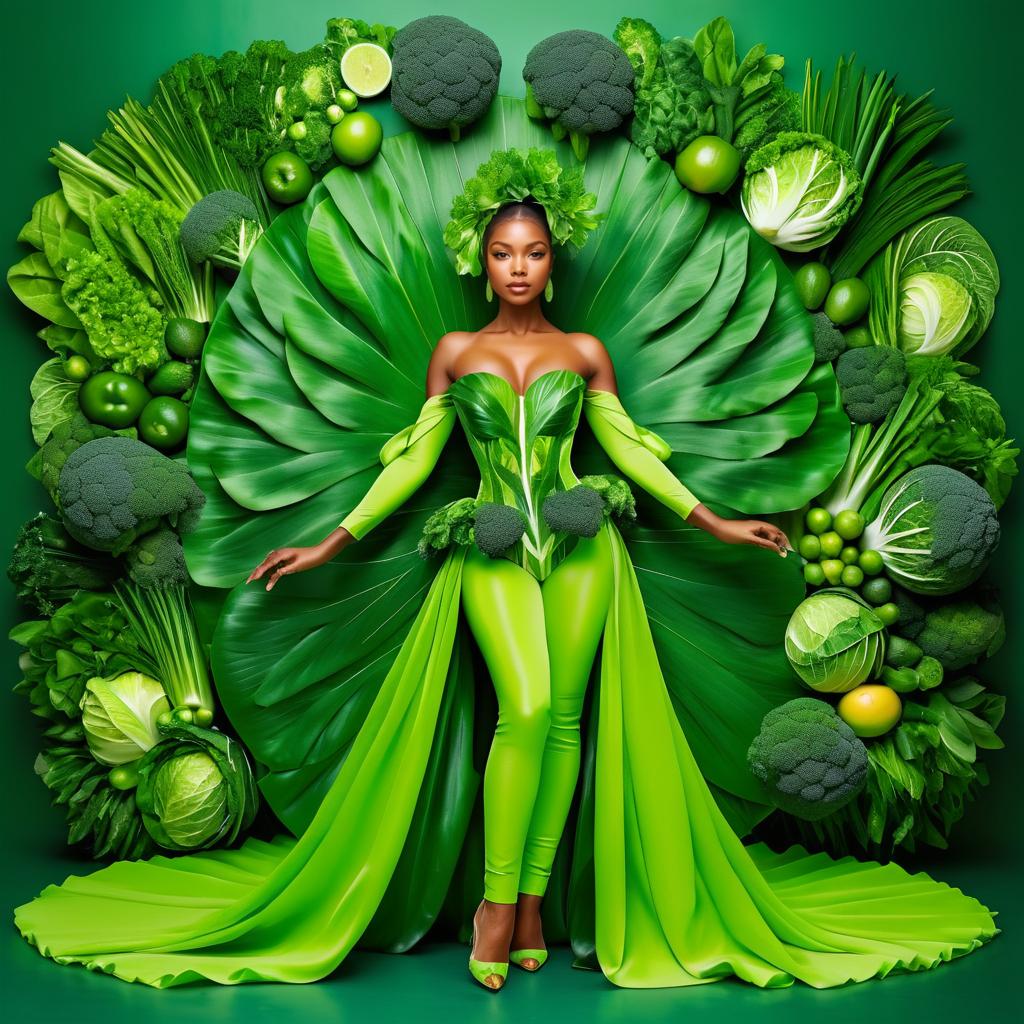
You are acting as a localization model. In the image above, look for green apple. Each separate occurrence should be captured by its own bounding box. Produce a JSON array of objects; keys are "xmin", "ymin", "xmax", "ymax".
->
[{"xmin": 261, "ymin": 150, "xmax": 314, "ymax": 205}]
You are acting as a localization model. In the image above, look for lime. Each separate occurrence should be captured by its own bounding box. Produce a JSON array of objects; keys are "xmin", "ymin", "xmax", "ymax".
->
[
  {"xmin": 331, "ymin": 112, "xmax": 383, "ymax": 166},
  {"xmin": 65, "ymin": 355, "xmax": 92, "ymax": 381},
  {"xmin": 805, "ymin": 506, "xmax": 831, "ymax": 535},
  {"xmin": 821, "ymin": 559, "xmax": 845, "ymax": 584},
  {"xmin": 793, "ymin": 262, "xmax": 831, "ymax": 310},
  {"xmin": 673, "ymin": 136, "xmax": 742, "ymax": 194},
  {"xmin": 840, "ymin": 564, "xmax": 864, "ymax": 587},
  {"xmin": 861, "ymin": 577, "xmax": 892, "ymax": 605},
  {"xmin": 838, "ymin": 684, "xmax": 902, "ymax": 738},
  {"xmin": 108, "ymin": 765, "xmax": 139, "ymax": 790},
  {"xmin": 803, "ymin": 562, "xmax": 825, "ymax": 586},
  {"xmin": 139, "ymin": 396, "xmax": 189, "ymax": 451},
  {"xmin": 840, "ymin": 545, "xmax": 860, "ymax": 565},
  {"xmin": 165, "ymin": 317, "xmax": 207, "ymax": 359},
  {"xmin": 819, "ymin": 531, "xmax": 843, "ymax": 558},
  {"xmin": 824, "ymin": 278, "xmax": 870, "ymax": 325},
  {"xmin": 833, "ymin": 508, "xmax": 864, "ymax": 540},
  {"xmin": 340, "ymin": 43, "xmax": 393, "ymax": 97},
  {"xmin": 844, "ymin": 325, "xmax": 873, "ymax": 348},
  {"xmin": 858, "ymin": 549, "xmax": 884, "ymax": 575},
  {"xmin": 875, "ymin": 602, "xmax": 900, "ymax": 626},
  {"xmin": 798, "ymin": 534, "xmax": 821, "ymax": 560}
]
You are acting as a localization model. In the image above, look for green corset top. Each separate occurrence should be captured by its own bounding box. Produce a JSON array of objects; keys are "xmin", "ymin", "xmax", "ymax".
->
[{"xmin": 447, "ymin": 369, "xmax": 588, "ymax": 579}]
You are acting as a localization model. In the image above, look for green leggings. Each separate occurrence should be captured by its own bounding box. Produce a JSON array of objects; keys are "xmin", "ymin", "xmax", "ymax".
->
[{"xmin": 460, "ymin": 523, "xmax": 614, "ymax": 904}]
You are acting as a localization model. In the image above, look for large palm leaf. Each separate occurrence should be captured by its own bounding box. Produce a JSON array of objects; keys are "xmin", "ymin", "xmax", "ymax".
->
[{"xmin": 184, "ymin": 95, "xmax": 848, "ymax": 947}]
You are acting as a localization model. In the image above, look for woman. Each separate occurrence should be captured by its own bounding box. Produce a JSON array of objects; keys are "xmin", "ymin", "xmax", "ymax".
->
[{"xmin": 14, "ymin": 149, "xmax": 997, "ymax": 991}]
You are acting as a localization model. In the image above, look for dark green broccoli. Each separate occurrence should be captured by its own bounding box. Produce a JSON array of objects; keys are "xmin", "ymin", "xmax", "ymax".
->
[
  {"xmin": 390, "ymin": 15, "xmax": 501, "ymax": 142},
  {"xmin": 418, "ymin": 497, "xmax": 478, "ymax": 558},
  {"xmin": 747, "ymin": 696, "xmax": 868, "ymax": 821},
  {"xmin": 836, "ymin": 346, "xmax": 908, "ymax": 424},
  {"xmin": 58, "ymin": 436, "xmax": 206, "ymax": 556},
  {"xmin": 473, "ymin": 502, "xmax": 526, "ymax": 557},
  {"xmin": 811, "ymin": 312, "xmax": 847, "ymax": 364},
  {"xmin": 180, "ymin": 190, "xmax": 264, "ymax": 270},
  {"xmin": 291, "ymin": 109, "xmax": 334, "ymax": 170},
  {"xmin": 7, "ymin": 512, "xmax": 121, "ymax": 615},
  {"xmin": 125, "ymin": 527, "xmax": 189, "ymax": 588},
  {"xmin": 894, "ymin": 584, "xmax": 1006, "ymax": 671},
  {"xmin": 578, "ymin": 474, "xmax": 637, "ymax": 524},
  {"xmin": 542, "ymin": 486, "xmax": 605, "ymax": 537},
  {"xmin": 26, "ymin": 411, "xmax": 137, "ymax": 507},
  {"xmin": 524, "ymin": 29, "xmax": 636, "ymax": 161}
]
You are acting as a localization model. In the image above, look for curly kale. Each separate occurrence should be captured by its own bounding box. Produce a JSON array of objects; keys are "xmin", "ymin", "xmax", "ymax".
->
[
  {"xmin": 180, "ymin": 190, "xmax": 265, "ymax": 270},
  {"xmin": 578, "ymin": 473, "xmax": 637, "ymax": 524},
  {"xmin": 836, "ymin": 346, "xmax": 908, "ymax": 424},
  {"xmin": 524, "ymin": 29, "xmax": 635, "ymax": 161},
  {"xmin": 811, "ymin": 312, "xmax": 847, "ymax": 364},
  {"xmin": 418, "ymin": 497, "xmax": 478, "ymax": 558},
  {"xmin": 58, "ymin": 436, "xmax": 205, "ymax": 556},
  {"xmin": 7, "ymin": 512, "xmax": 121, "ymax": 615},
  {"xmin": 390, "ymin": 15, "xmax": 501, "ymax": 142},
  {"xmin": 125, "ymin": 527, "xmax": 189, "ymax": 588},
  {"xmin": 747, "ymin": 697, "xmax": 868, "ymax": 820},
  {"xmin": 473, "ymin": 502, "xmax": 526, "ymax": 558},
  {"xmin": 541, "ymin": 486, "xmax": 605, "ymax": 537}
]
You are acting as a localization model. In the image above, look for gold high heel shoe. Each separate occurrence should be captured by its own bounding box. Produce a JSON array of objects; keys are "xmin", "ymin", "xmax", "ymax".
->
[{"xmin": 468, "ymin": 900, "xmax": 509, "ymax": 991}]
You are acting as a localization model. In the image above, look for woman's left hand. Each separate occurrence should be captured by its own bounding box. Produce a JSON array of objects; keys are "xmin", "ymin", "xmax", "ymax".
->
[{"xmin": 713, "ymin": 518, "xmax": 793, "ymax": 557}]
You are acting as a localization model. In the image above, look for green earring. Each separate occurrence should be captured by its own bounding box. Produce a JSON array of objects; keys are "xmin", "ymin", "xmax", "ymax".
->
[
  {"xmin": 485, "ymin": 279, "xmax": 494, "ymax": 302},
  {"xmin": 544, "ymin": 278, "xmax": 554, "ymax": 302}
]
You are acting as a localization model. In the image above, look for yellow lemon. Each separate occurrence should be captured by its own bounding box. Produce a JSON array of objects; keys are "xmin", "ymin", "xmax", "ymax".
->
[{"xmin": 838, "ymin": 684, "xmax": 902, "ymax": 738}]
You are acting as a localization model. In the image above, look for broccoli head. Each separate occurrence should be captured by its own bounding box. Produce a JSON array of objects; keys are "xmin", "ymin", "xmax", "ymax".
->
[
  {"xmin": 58, "ymin": 436, "xmax": 206, "ymax": 556},
  {"xmin": 125, "ymin": 527, "xmax": 189, "ymax": 588},
  {"xmin": 390, "ymin": 15, "xmax": 501, "ymax": 142},
  {"xmin": 836, "ymin": 346, "xmax": 908, "ymax": 424},
  {"xmin": 542, "ymin": 486, "xmax": 605, "ymax": 537},
  {"xmin": 524, "ymin": 29, "xmax": 636, "ymax": 162},
  {"xmin": 418, "ymin": 497, "xmax": 478, "ymax": 558},
  {"xmin": 747, "ymin": 696, "xmax": 868, "ymax": 820},
  {"xmin": 811, "ymin": 312, "xmax": 847, "ymax": 364},
  {"xmin": 7, "ymin": 512, "xmax": 121, "ymax": 615},
  {"xmin": 473, "ymin": 502, "xmax": 526, "ymax": 557},
  {"xmin": 180, "ymin": 190, "xmax": 264, "ymax": 271}
]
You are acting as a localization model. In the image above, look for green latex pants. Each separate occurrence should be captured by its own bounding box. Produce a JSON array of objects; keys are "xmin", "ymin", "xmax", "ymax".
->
[{"xmin": 461, "ymin": 525, "xmax": 614, "ymax": 905}]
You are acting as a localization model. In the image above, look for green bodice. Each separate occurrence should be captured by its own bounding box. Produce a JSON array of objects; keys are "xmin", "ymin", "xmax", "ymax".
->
[{"xmin": 447, "ymin": 369, "xmax": 588, "ymax": 579}]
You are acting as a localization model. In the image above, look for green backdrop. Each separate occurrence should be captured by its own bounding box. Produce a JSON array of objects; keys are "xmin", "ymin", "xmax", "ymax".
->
[{"xmin": 3, "ymin": 1, "xmax": 1019, "ymax": 1021}]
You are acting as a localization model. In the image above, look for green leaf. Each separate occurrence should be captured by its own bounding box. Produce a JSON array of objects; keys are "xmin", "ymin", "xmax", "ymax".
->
[
  {"xmin": 29, "ymin": 357, "xmax": 80, "ymax": 446},
  {"xmin": 7, "ymin": 252, "xmax": 83, "ymax": 328}
]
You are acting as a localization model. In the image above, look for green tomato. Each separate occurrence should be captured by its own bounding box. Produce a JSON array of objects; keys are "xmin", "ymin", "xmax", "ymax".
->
[
  {"xmin": 861, "ymin": 577, "xmax": 892, "ymax": 605},
  {"xmin": 844, "ymin": 325, "xmax": 873, "ymax": 349},
  {"xmin": 261, "ymin": 150, "xmax": 314, "ymax": 204},
  {"xmin": 798, "ymin": 534, "xmax": 821, "ymax": 560},
  {"xmin": 793, "ymin": 262, "xmax": 831, "ymax": 310},
  {"xmin": 287, "ymin": 120, "xmax": 308, "ymax": 141},
  {"xmin": 331, "ymin": 112, "xmax": 383, "ymax": 166},
  {"xmin": 108, "ymin": 764, "xmax": 139, "ymax": 790},
  {"xmin": 139, "ymin": 396, "xmax": 189, "ymax": 451},
  {"xmin": 833, "ymin": 509, "xmax": 865, "ymax": 540},
  {"xmin": 64, "ymin": 355, "xmax": 92, "ymax": 381},
  {"xmin": 325, "ymin": 104, "xmax": 345, "ymax": 124},
  {"xmin": 803, "ymin": 562, "xmax": 826, "ymax": 586},
  {"xmin": 805, "ymin": 507, "xmax": 832, "ymax": 535},
  {"xmin": 824, "ymin": 278, "xmax": 870, "ymax": 325},
  {"xmin": 841, "ymin": 564, "xmax": 864, "ymax": 587},
  {"xmin": 79, "ymin": 371, "xmax": 151, "ymax": 427},
  {"xmin": 840, "ymin": 545, "xmax": 860, "ymax": 565},
  {"xmin": 875, "ymin": 602, "xmax": 900, "ymax": 626},
  {"xmin": 336, "ymin": 88, "xmax": 359, "ymax": 111},
  {"xmin": 674, "ymin": 136, "xmax": 742, "ymax": 194},
  {"xmin": 819, "ymin": 531, "xmax": 844, "ymax": 558},
  {"xmin": 194, "ymin": 707, "xmax": 215, "ymax": 727},
  {"xmin": 858, "ymin": 549, "xmax": 884, "ymax": 575},
  {"xmin": 821, "ymin": 558, "xmax": 845, "ymax": 584}
]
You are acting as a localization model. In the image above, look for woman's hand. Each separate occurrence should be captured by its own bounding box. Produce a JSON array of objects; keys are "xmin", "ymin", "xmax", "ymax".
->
[
  {"xmin": 712, "ymin": 518, "xmax": 793, "ymax": 557},
  {"xmin": 246, "ymin": 545, "xmax": 327, "ymax": 591}
]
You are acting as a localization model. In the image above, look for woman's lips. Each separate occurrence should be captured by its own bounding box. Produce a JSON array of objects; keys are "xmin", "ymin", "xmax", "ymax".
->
[{"xmin": 508, "ymin": 283, "xmax": 530, "ymax": 291}]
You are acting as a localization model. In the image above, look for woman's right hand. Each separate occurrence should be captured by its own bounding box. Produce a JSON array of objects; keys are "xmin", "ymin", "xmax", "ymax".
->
[{"xmin": 246, "ymin": 545, "xmax": 327, "ymax": 591}]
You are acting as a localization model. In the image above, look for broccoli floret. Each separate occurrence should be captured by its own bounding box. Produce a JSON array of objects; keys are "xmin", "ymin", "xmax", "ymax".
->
[
  {"xmin": 473, "ymin": 502, "xmax": 526, "ymax": 557},
  {"xmin": 836, "ymin": 346, "xmax": 908, "ymax": 424},
  {"xmin": 747, "ymin": 696, "xmax": 868, "ymax": 820},
  {"xmin": 324, "ymin": 17, "xmax": 397, "ymax": 58},
  {"xmin": 125, "ymin": 527, "xmax": 189, "ymax": 588},
  {"xmin": 291, "ymin": 109, "xmax": 334, "ymax": 170},
  {"xmin": 895, "ymin": 584, "xmax": 1006, "ymax": 671},
  {"xmin": 58, "ymin": 436, "xmax": 206, "ymax": 556},
  {"xmin": 578, "ymin": 473, "xmax": 637, "ymax": 524},
  {"xmin": 390, "ymin": 15, "xmax": 501, "ymax": 142},
  {"xmin": 281, "ymin": 44, "xmax": 341, "ymax": 119},
  {"xmin": 811, "ymin": 312, "xmax": 847, "ymax": 364},
  {"xmin": 541, "ymin": 486, "xmax": 605, "ymax": 537},
  {"xmin": 7, "ymin": 512, "xmax": 121, "ymax": 615},
  {"xmin": 180, "ymin": 190, "xmax": 264, "ymax": 270},
  {"xmin": 524, "ymin": 30, "xmax": 636, "ymax": 162},
  {"xmin": 26, "ymin": 411, "xmax": 137, "ymax": 507},
  {"xmin": 418, "ymin": 497, "xmax": 478, "ymax": 558}
]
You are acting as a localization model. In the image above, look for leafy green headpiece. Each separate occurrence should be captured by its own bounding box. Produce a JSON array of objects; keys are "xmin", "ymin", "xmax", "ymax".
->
[{"xmin": 442, "ymin": 146, "xmax": 603, "ymax": 277}]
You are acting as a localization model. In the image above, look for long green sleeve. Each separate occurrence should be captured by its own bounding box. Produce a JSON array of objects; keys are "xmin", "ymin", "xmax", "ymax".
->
[
  {"xmin": 582, "ymin": 389, "xmax": 701, "ymax": 521},
  {"xmin": 338, "ymin": 393, "xmax": 456, "ymax": 540}
]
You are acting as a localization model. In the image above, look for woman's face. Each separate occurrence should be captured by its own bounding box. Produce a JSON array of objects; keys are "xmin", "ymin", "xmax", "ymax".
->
[{"xmin": 484, "ymin": 216, "xmax": 552, "ymax": 304}]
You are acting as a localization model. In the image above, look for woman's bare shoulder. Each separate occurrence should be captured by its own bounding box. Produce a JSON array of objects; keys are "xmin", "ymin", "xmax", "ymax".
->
[
  {"xmin": 567, "ymin": 333, "xmax": 617, "ymax": 392},
  {"xmin": 426, "ymin": 332, "xmax": 473, "ymax": 396}
]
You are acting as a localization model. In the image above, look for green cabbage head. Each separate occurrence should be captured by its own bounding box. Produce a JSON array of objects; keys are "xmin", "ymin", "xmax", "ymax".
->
[
  {"xmin": 785, "ymin": 587, "xmax": 886, "ymax": 692},
  {"xmin": 80, "ymin": 671, "xmax": 170, "ymax": 766},
  {"xmin": 740, "ymin": 131, "xmax": 863, "ymax": 252},
  {"xmin": 150, "ymin": 750, "xmax": 228, "ymax": 849},
  {"xmin": 898, "ymin": 271, "xmax": 973, "ymax": 355}
]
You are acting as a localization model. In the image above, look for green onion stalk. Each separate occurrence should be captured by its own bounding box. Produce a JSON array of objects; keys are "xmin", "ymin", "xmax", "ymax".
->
[{"xmin": 113, "ymin": 579, "xmax": 215, "ymax": 721}]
